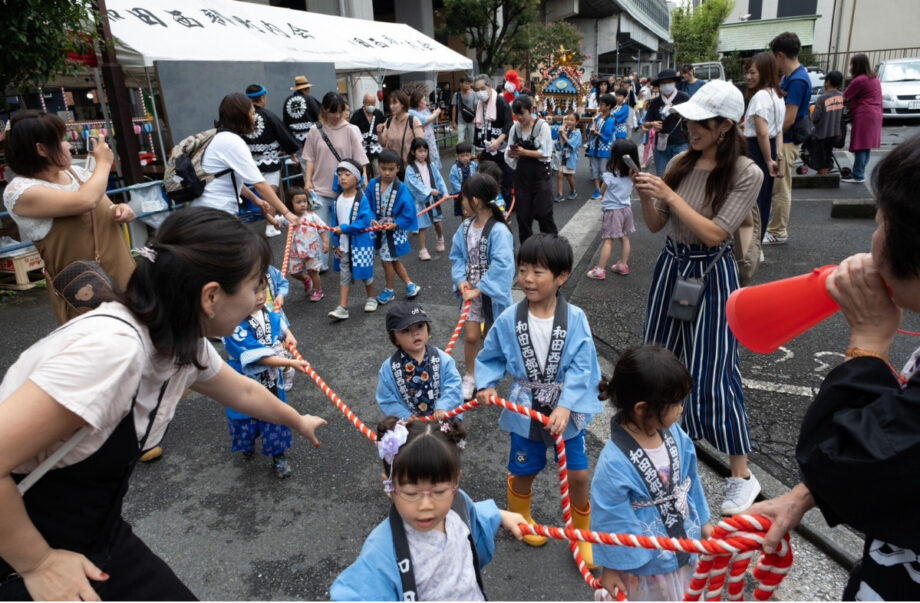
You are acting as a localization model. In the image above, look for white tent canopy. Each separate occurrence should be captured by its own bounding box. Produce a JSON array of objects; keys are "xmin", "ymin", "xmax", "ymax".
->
[{"xmin": 105, "ymin": 0, "xmax": 473, "ymax": 74}]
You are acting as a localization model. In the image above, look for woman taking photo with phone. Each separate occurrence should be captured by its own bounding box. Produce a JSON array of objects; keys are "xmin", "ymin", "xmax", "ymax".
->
[
  {"xmin": 2, "ymin": 111, "xmax": 136, "ymax": 324},
  {"xmin": 633, "ymin": 80, "xmax": 763, "ymax": 517}
]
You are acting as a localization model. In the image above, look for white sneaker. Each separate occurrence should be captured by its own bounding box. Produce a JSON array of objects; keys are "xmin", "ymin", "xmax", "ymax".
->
[
  {"xmin": 364, "ymin": 297, "xmax": 378, "ymax": 312},
  {"xmin": 720, "ymin": 473, "xmax": 761, "ymax": 516},
  {"xmin": 461, "ymin": 374, "xmax": 476, "ymax": 400},
  {"xmin": 328, "ymin": 305, "xmax": 349, "ymax": 320},
  {"xmin": 265, "ymin": 224, "xmax": 282, "ymax": 238}
]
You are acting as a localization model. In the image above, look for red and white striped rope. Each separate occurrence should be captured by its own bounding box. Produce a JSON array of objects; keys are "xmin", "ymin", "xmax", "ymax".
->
[{"xmin": 443, "ymin": 300, "xmax": 472, "ymax": 355}]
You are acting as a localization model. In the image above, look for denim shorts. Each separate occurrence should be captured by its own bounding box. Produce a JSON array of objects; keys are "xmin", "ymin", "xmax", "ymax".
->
[{"xmin": 508, "ymin": 430, "xmax": 588, "ymax": 475}]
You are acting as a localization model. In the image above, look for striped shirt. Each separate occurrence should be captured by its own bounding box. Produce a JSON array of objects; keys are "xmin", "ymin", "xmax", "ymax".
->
[{"xmin": 653, "ymin": 155, "xmax": 762, "ymax": 246}]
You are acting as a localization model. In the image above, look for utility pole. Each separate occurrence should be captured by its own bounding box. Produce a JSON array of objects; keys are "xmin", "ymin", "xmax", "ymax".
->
[{"xmin": 96, "ymin": 0, "xmax": 143, "ymax": 185}]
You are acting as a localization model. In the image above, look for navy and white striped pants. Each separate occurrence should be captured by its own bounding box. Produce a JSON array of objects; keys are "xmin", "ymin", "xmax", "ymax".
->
[{"xmin": 643, "ymin": 237, "xmax": 752, "ymax": 456}]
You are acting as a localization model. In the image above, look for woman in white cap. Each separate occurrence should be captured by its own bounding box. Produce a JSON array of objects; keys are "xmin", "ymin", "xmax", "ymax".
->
[{"xmin": 633, "ymin": 80, "xmax": 764, "ymax": 517}]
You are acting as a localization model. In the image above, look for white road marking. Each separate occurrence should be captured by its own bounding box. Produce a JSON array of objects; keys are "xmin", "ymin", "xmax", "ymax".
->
[{"xmin": 742, "ymin": 378, "xmax": 818, "ymax": 398}]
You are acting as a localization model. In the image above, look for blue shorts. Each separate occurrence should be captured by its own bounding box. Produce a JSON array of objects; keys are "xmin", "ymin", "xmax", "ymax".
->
[{"xmin": 508, "ymin": 430, "xmax": 588, "ymax": 476}]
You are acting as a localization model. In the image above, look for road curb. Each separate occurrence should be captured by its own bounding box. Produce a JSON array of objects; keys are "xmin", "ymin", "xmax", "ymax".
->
[
  {"xmin": 694, "ymin": 440, "xmax": 861, "ymax": 570},
  {"xmin": 831, "ymin": 198, "xmax": 876, "ymax": 219}
]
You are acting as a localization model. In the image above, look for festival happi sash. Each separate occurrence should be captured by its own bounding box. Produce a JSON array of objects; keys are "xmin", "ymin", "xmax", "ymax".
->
[
  {"xmin": 390, "ymin": 345, "xmax": 441, "ymax": 416},
  {"xmin": 515, "ymin": 296, "xmax": 568, "ymax": 443},
  {"xmin": 410, "ymin": 162, "xmax": 442, "ymax": 220},
  {"xmin": 456, "ymin": 160, "xmax": 472, "ymax": 185},
  {"xmin": 462, "ymin": 217, "xmax": 496, "ymax": 329},
  {"xmin": 609, "ymin": 418, "xmax": 691, "ymax": 566},
  {"xmin": 247, "ymin": 308, "xmax": 278, "ymax": 392},
  {"xmin": 339, "ymin": 193, "xmax": 363, "ymax": 273},
  {"xmin": 374, "ymin": 179, "xmax": 401, "ymax": 256}
]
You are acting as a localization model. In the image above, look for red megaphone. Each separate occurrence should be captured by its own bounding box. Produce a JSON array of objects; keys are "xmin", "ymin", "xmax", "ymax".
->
[{"xmin": 726, "ymin": 265, "xmax": 840, "ymax": 354}]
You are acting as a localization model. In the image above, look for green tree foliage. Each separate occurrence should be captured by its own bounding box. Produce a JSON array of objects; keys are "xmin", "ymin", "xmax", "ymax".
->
[
  {"xmin": 508, "ymin": 21, "xmax": 585, "ymax": 75},
  {"xmin": 670, "ymin": 0, "xmax": 735, "ymax": 65},
  {"xmin": 437, "ymin": 0, "xmax": 539, "ymax": 76},
  {"xmin": 0, "ymin": 1, "xmax": 99, "ymax": 95}
]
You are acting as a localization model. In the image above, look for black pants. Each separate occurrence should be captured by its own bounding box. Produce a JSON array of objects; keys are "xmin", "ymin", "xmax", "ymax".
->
[
  {"xmin": 1, "ymin": 521, "xmax": 196, "ymax": 601},
  {"xmin": 513, "ymin": 159, "xmax": 558, "ymax": 243},
  {"xmin": 746, "ymin": 136, "xmax": 776, "ymax": 240}
]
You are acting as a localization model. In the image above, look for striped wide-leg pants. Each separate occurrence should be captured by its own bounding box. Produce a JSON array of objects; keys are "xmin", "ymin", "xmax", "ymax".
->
[{"xmin": 643, "ymin": 237, "xmax": 752, "ymax": 455}]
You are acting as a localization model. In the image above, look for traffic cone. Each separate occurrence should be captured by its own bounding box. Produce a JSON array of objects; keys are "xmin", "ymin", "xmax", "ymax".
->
[{"xmin": 726, "ymin": 265, "xmax": 839, "ymax": 354}]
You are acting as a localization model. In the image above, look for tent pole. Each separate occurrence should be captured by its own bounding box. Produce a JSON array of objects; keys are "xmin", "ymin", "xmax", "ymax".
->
[
  {"xmin": 92, "ymin": 66, "xmax": 123, "ymax": 181},
  {"xmin": 145, "ymin": 66, "xmax": 167, "ymax": 166}
]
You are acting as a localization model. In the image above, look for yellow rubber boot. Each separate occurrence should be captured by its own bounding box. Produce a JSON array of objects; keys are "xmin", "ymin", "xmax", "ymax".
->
[
  {"xmin": 506, "ymin": 474, "xmax": 548, "ymax": 547},
  {"xmin": 572, "ymin": 502, "xmax": 597, "ymax": 570}
]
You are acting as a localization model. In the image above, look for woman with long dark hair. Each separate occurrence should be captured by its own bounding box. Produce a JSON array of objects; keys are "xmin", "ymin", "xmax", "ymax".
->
[
  {"xmin": 377, "ymin": 89, "xmax": 425, "ymax": 180},
  {"xmin": 0, "ymin": 208, "xmax": 326, "ymax": 601},
  {"xmin": 742, "ymin": 51, "xmax": 786, "ymax": 238},
  {"xmin": 842, "ymin": 53, "xmax": 883, "ymax": 184},
  {"xmin": 633, "ymin": 80, "xmax": 763, "ymax": 517}
]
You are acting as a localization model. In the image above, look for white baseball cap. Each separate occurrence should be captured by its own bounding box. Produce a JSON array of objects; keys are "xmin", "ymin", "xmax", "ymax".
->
[{"xmin": 673, "ymin": 80, "xmax": 745, "ymax": 124}]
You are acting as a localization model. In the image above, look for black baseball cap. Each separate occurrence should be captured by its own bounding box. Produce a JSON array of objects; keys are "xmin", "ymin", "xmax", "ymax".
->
[{"xmin": 385, "ymin": 302, "xmax": 430, "ymax": 332}]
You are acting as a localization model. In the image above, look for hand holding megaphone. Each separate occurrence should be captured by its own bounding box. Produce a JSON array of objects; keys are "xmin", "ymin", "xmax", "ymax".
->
[{"xmin": 727, "ymin": 253, "xmax": 901, "ymax": 354}]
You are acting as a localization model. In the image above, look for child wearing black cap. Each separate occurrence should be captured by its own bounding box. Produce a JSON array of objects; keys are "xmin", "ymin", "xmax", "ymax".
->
[{"xmin": 376, "ymin": 302, "xmax": 463, "ymax": 420}]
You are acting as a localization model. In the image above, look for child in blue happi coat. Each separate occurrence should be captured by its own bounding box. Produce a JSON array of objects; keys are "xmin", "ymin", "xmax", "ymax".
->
[
  {"xmin": 368, "ymin": 149, "xmax": 421, "ymax": 304},
  {"xmin": 376, "ymin": 302, "xmax": 462, "ymax": 421},
  {"xmin": 475, "ymin": 160, "xmax": 508, "ymax": 217},
  {"xmin": 592, "ymin": 344, "xmax": 712, "ymax": 601},
  {"xmin": 613, "ymin": 88, "xmax": 632, "ymax": 139},
  {"xmin": 449, "ymin": 174, "xmax": 514, "ymax": 402},
  {"xmin": 587, "ymin": 93, "xmax": 617, "ymax": 200},
  {"xmin": 330, "ymin": 417, "xmax": 526, "ymax": 600},
  {"xmin": 449, "ymin": 141, "xmax": 478, "ymax": 217},
  {"xmin": 405, "ymin": 137, "xmax": 448, "ymax": 260},
  {"xmin": 329, "ymin": 159, "xmax": 376, "ymax": 321},
  {"xmin": 223, "ymin": 276, "xmax": 310, "ymax": 478},
  {"xmin": 554, "ymin": 112, "xmax": 582, "ymax": 202},
  {"xmin": 475, "ymin": 233, "xmax": 603, "ymax": 569}
]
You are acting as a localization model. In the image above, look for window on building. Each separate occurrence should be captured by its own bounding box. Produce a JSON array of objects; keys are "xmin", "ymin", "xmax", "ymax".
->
[
  {"xmin": 748, "ymin": 0, "xmax": 762, "ymax": 20},
  {"xmin": 777, "ymin": 0, "xmax": 817, "ymax": 17}
]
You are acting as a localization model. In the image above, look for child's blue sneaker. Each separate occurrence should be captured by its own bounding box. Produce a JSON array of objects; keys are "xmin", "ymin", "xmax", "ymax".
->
[
  {"xmin": 406, "ymin": 283, "xmax": 421, "ymax": 299},
  {"xmin": 377, "ymin": 288, "xmax": 396, "ymax": 304},
  {"xmin": 590, "ymin": 188, "xmax": 602, "ymax": 200}
]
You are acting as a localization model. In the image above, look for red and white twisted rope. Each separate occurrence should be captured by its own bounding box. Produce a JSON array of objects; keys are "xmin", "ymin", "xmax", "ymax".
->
[
  {"xmin": 417, "ymin": 193, "xmax": 457, "ymax": 216},
  {"xmin": 443, "ymin": 300, "xmax": 472, "ymax": 355},
  {"xmin": 285, "ymin": 342, "xmax": 377, "ymax": 442}
]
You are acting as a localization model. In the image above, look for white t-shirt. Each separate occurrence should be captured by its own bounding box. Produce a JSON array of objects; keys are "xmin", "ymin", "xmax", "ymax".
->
[
  {"xmin": 415, "ymin": 161, "xmax": 432, "ymax": 189},
  {"xmin": 743, "ymin": 89, "xmax": 786, "ymax": 140},
  {"xmin": 504, "ymin": 119, "xmax": 553, "ymax": 169},
  {"xmin": 643, "ymin": 442, "xmax": 672, "ymax": 488},
  {"xmin": 2, "ymin": 165, "xmax": 94, "ymax": 241},
  {"xmin": 404, "ymin": 509, "xmax": 484, "ymax": 601},
  {"xmin": 335, "ymin": 193, "xmax": 356, "ymax": 252},
  {"xmin": 527, "ymin": 311, "xmax": 554, "ymax": 373},
  {"xmin": 193, "ymin": 131, "xmax": 265, "ymax": 214},
  {"xmin": 0, "ymin": 302, "xmax": 223, "ymax": 472}
]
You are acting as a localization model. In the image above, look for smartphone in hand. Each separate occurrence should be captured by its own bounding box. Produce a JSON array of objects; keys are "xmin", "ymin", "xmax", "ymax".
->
[{"xmin": 87, "ymin": 137, "xmax": 96, "ymax": 153}]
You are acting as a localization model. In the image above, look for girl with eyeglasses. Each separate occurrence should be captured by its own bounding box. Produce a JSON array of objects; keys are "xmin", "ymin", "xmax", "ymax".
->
[{"xmin": 330, "ymin": 417, "xmax": 525, "ymax": 600}]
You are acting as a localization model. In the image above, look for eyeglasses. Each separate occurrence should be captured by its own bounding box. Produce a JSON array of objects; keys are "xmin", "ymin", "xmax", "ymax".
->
[{"xmin": 392, "ymin": 484, "xmax": 459, "ymax": 503}]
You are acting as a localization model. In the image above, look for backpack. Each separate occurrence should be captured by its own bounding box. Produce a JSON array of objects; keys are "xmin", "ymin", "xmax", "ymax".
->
[{"xmin": 163, "ymin": 129, "xmax": 233, "ymax": 203}]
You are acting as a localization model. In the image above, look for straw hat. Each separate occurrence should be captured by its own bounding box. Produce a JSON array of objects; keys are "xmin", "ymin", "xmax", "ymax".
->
[{"xmin": 290, "ymin": 75, "xmax": 313, "ymax": 91}]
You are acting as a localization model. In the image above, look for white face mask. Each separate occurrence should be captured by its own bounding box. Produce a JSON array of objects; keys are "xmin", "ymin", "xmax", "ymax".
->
[
  {"xmin": 504, "ymin": 81, "xmax": 516, "ymax": 93},
  {"xmin": 660, "ymin": 83, "xmax": 676, "ymax": 96},
  {"xmin": 364, "ymin": 105, "xmax": 374, "ymax": 113},
  {"xmin": 477, "ymin": 90, "xmax": 490, "ymax": 102}
]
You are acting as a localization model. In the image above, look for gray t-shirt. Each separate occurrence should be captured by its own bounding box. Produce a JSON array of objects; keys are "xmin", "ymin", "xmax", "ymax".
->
[{"xmin": 453, "ymin": 90, "xmax": 478, "ymax": 124}]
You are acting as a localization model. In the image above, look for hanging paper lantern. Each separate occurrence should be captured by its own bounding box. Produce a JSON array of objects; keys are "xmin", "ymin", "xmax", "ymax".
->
[
  {"xmin": 143, "ymin": 123, "xmax": 152, "ymax": 133},
  {"xmin": 99, "ymin": 128, "xmax": 107, "ymax": 137},
  {"xmin": 133, "ymin": 124, "xmax": 142, "ymax": 135}
]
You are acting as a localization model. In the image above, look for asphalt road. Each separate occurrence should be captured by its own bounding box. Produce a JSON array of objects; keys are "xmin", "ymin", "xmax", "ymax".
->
[{"xmin": 2, "ymin": 120, "xmax": 918, "ymax": 599}]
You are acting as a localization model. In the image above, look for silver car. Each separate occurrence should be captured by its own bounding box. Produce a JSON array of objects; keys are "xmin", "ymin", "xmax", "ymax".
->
[{"xmin": 879, "ymin": 57, "xmax": 920, "ymax": 119}]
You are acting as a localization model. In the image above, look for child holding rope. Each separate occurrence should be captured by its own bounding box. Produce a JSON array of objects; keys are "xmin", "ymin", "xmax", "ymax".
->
[
  {"xmin": 405, "ymin": 137, "xmax": 448, "ymax": 260},
  {"xmin": 376, "ymin": 302, "xmax": 463, "ymax": 420},
  {"xmin": 449, "ymin": 174, "xmax": 514, "ymax": 401},
  {"xmin": 223, "ymin": 276, "xmax": 310, "ymax": 478},
  {"xmin": 475, "ymin": 233, "xmax": 603, "ymax": 569},
  {"xmin": 591, "ymin": 344, "xmax": 712, "ymax": 600},
  {"xmin": 368, "ymin": 149, "xmax": 421, "ymax": 304},
  {"xmin": 329, "ymin": 159, "xmax": 377, "ymax": 321},
  {"xmin": 330, "ymin": 417, "xmax": 526, "ymax": 600},
  {"xmin": 284, "ymin": 186, "xmax": 328, "ymax": 301}
]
